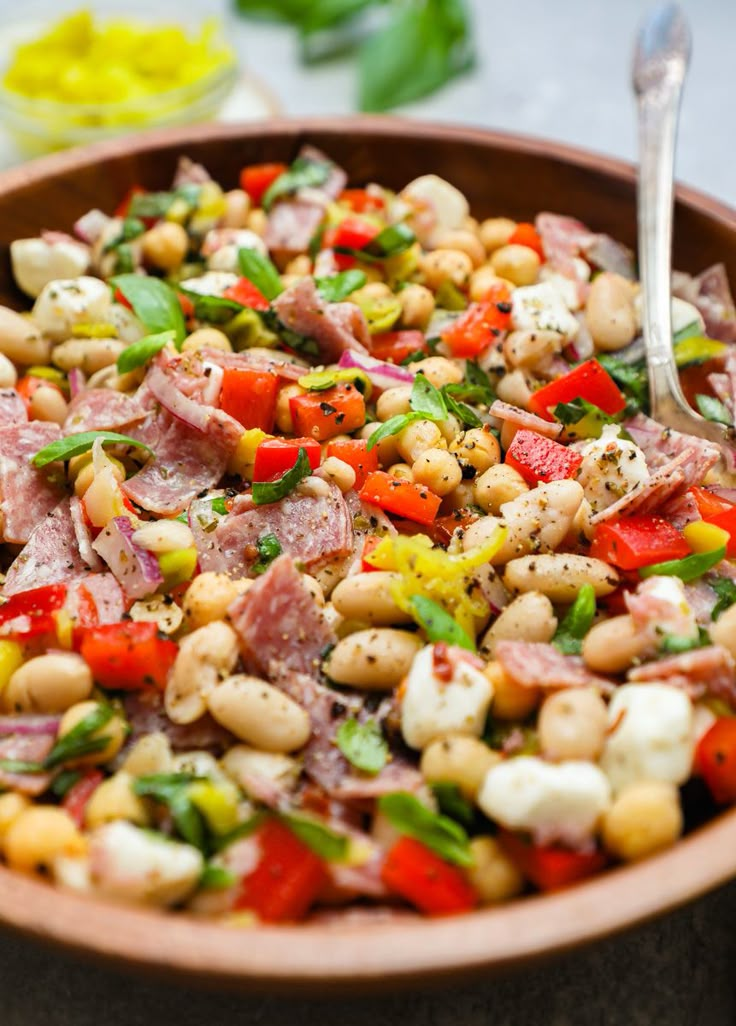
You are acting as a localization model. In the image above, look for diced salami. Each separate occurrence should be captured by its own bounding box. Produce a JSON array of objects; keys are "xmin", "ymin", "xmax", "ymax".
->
[
  {"xmin": 0, "ymin": 389, "xmax": 26, "ymax": 425},
  {"xmin": 672, "ymin": 263, "xmax": 736, "ymax": 343},
  {"xmin": 624, "ymin": 412, "xmax": 721, "ymax": 482},
  {"xmin": 272, "ymin": 277, "xmax": 371, "ymax": 363},
  {"xmin": 495, "ymin": 640, "xmax": 613, "ymax": 691},
  {"xmin": 629, "ymin": 645, "xmax": 736, "ymax": 707},
  {"xmin": 0, "ymin": 421, "xmax": 64, "ymax": 545},
  {"xmin": 2, "ymin": 498, "xmax": 95, "ymax": 597},
  {"xmin": 64, "ymin": 389, "xmax": 148, "ymax": 433},
  {"xmin": 122, "ymin": 691, "xmax": 232, "ymax": 754},
  {"xmin": 660, "ymin": 489, "xmax": 701, "ymax": 530},
  {"xmin": 590, "ymin": 450, "xmax": 691, "ymax": 524},
  {"xmin": 227, "ymin": 554, "xmax": 337, "ymax": 678},
  {"xmin": 580, "ymin": 234, "xmax": 636, "ymax": 279},
  {"xmin": 489, "ymin": 399, "xmax": 564, "ymax": 440},
  {"xmin": 0, "ymin": 734, "xmax": 53, "ymax": 796},
  {"xmin": 536, "ymin": 213, "xmax": 594, "ymax": 276}
]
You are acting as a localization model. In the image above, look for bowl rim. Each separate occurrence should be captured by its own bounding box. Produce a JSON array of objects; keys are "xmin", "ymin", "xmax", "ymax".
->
[{"xmin": 0, "ymin": 115, "xmax": 735, "ymax": 993}]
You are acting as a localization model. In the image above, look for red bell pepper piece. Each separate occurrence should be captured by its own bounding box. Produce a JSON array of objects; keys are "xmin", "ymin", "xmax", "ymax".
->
[
  {"xmin": 441, "ymin": 283, "xmax": 512, "ymax": 358},
  {"xmin": 74, "ymin": 584, "xmax": 100, "ymax": 629},
  {"xmin": 359, "ymin": 471, "xmax": 441, "ymax": 525},
  {"xmin": 504, "ymin": 429, "xmax": 583, "ymax": 485},
  {"xmin": 234, "ymin": 818, "xmax": 328, "ymax": 923},
  {"xmin": 338, "ymin": 188, "xmax": 385, "ymax": 214},
  {"xmin": 507, "ymin": 221, "xmax": 545, "ymax": 259},
  {"xmin": 289, "ymin": 382, "xmax": 366, "ymax": 442},
  {"xmin": 252, "ymin": 437, "xmax": 321, "ymax": 482},
  {"xmin": 113, "ymin": 286, "xmax": 132, "ymax": 310},
  {"xmin": 323, "ymin": 217, "xmax": 382, "ymax": 270},
  {"xmin": 381, "ymin": 836, "xmax": 477, "ymax": 916},
  {"xmin": 426, "ymin": 508, "xmax": 482, "ymax": 547},
  {"xmin": 326, "ymin": 438, "xmax": 378, "ymax": 490},
  {"xmin": 589, "ymin": 515, "xmax": 691, "ymax": 571},
  {"xmin": 528, "ymin": 359, "xmax": 626, "ymax": 421},
  {"xmin": 79, "ymin": 621, "xmax": 178, "ymax": 691},
  {"xmin": 62, "ymin": 769, "xmax": 104, "ymax": 828},
  {"xmin": 176, "ymin": 291, "xmax": 195, "ymax": 320},
  {"xmin": 695, "ymin": 719, "xmax": 736, "ymax": 804},
  {"xmin": 239, "ymin": 163, "xmax": 288, "ymax": 206},
  {"xmin": 370, "ymin": 330, "xmax": 427, "ymax": 365},
  {"xmin": 0, "ymin": 583, "xmax": 67, "ymax": 640},
  {"xmin": 222, "ymin": 277, "xmax": 270, "ymax": 312},
  {"xmin": 690, "ymin": 486, "xmax": 733, "ymax": 520},
  {"xmin": 219, "ymin": 367, "xmax": 279, "ymax": 432},
  {"xmin": 498, "ymin": 830, "xmax": 607, "ymax": 891},
  {"xmin": 361, "ymin": 535, "xmax": 382, "ymax": 571}
]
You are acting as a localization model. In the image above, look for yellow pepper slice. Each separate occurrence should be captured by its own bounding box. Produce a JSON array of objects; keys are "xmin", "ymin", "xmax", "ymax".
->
[
  {"xmin": 0, "ymin": 641, "xmax": 23, "ymax": 694},
  {"xmin": 683, "ymin": 521, "xmax": 731, "ymax": 554}
]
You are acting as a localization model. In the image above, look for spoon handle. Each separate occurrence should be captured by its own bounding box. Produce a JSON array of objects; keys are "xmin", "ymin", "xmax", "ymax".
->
[{"xmin": 633, "ymin": 4, "xmax": 691, "ymax": 424}]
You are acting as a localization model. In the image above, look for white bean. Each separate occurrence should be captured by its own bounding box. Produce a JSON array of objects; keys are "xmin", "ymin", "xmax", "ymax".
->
[
  {"xmin": 220, "ymin": 745, "xmax": 301, "ymax": 794},
  {"xmin": 326, "ymin": 628, "xmax": 423, "ymax": 690},
  {"xmin": 52, "ymin": 337, "xmax": 125, "ymax": 374},
  {"xmin": 502, "ymin": 329, "xmax": 564, "ymax": 370},
  {"xmin": 479, "ymin": 592, "xmax": 557, "ymax": 658},
  {"xmin": 420, "ymin": 735, "xmax": 501, "ymax": 799},
  {"xmin": 709, "ymin": 604, "xmax": 736, "ymax": 659},
  {"xmin": 503, "ymin": 553, "xmax": 620, "ymax": 601},
  {"xmin": 5, "ymin": 653, "xmax": 93, "ymax": 714},
  {"xmin": 583, "ymin": 614, "xmax": 650, "ymax": 674},
  {"xmin": 0, "ymin": 353, "xmax": 17, "ymax": 388},
  {"xmin": 131, "ymin": 519, "xmax": 195, "ymax": 554},
  {"xmin": 331, "ymin": 572, "xmax": 413, "ymax": 625},
  {"xmin": 320, "ymin": 456, "xmax": 356, "ymax": 493},
  {"xmin": 0, "ymin": 306, "xmax": 51, "ymax": 365},
  {"xmin": 207, "ymin": 674, "xmax": 310, "ymax": 752},
  {"xmin": 129, "ymin": 596, "xmax": 184, "ymax": 635},
  {"xmin": 28, "ymin": 385, "xmax": 68, "ymax": 425},
  {"xmin": 165, "ymin": 621, "xmax": 239, "ymax": 724},
  {"xmin": 586, "ymin": 272, "xmax": 638, "ymax": 351}
]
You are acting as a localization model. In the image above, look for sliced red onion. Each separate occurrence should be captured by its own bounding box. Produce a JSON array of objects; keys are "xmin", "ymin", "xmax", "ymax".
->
[
  {"xmin": 67, "ymin": 367, "xmax": 87, "ymax": 399},
  {"xmin": 338, "ymin": 349, "xmax": 415, "ymax": 391},
  {"xmin": 92, "ymin": 516, "xmax": 163, "ymax": 600},
  {"xmin": 200, "ymin": 361, "xmax": 224, "ymax": 407},
  {"xmin": 72, "ymin": 209, "xmax": 111, "ymax": 245},
  {"xmin": 146, "ymin": 362, "xmax": 210, "ymax": 432},
  {"xmin": 0, "ymin": 715, "xmax": 60, "ymax": 737}
]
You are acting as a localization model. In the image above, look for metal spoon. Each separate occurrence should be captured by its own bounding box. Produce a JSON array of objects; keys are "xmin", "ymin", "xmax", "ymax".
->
[{"xmin": 632, "ymin": 3, "xmax": 736, "ymax": 460}]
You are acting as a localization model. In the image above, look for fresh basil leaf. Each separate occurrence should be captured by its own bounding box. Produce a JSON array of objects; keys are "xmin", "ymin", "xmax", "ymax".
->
[
  {"xmin": 103, "ymin": 216, "xmax": 146, "ymax": 253},
  {"xmin": 199, "ymin": 864, "xmax": 237, "ymax": 890},
  {"xmin": 263, "ymin": 156, "xmax": 332, "ymax": 211},
  {"xmin": 133, "ymin": 773, "xmax": 207, "ymax": 851},
  {"xmin": 299, "ymin": 0, "xmax": 376, "ymax": 62},
  {"xmin": 409, "ymin": 594, "xmax": 476, "ymax": 652},
  {"xmin": 364, "ymin": 222, "xmax": 416, "ymax": 258},
  {"xmin": 281, "ymin": 813, "xmax": 349, "ymax": 861},
  {"xmin": 552, "ymin": 583, "xmax": 596, "ymax": 655},
  {"xmin": 431, "ymin": 782, "xmax": 475, "ymax": 829},
  {"xmin": 378, "ymin": 791, "xmax": 473, "ymax": 867},
  {"xmin": 598, "ymin": 354, "xmax": 649, "ymax": 413},
  {"xmin": 32, "ymin": 430, "xmax": 152, "ymax": 468},
  {"xmin": 708, "ymin": 575, "xmax": 736, "ymax": 621},
  {"xmin": 252, "ymin": 532, "xmax": 282, "ymax": 575},
  {"xmin": 640, "ymin": 546, "xmax": 727, "ymax": 583},
  {"xmin": 237, "ymin": 248, "xmax": 283, "ymax": 301},
  {"xmin": 181, "ymin": 290, "xmax": 244, "ymax": 323},
  {"xmin": 50, "ymin": 769, "xmax": 83, "ymax": 797},
  {"xmin": 111, "ymin": 274, "xmax": 186, "ymax": 343},
  {"xmin": 365, "ymin": 411, "xmax": 422, "ymax": 451},
  {"xmin": 442, "ymin": 387, "xmax": 482, "ymax": 428},
  {"xmin": 233, "ymin": 0, "xmax": 315, "ymax": 23},
  {"xmin": 401, "ymin": 350, "xmax": 430, "ymax": 366},
  {"xmin": 44, "ymin": 705, "xmax": 114, "ymax": 769},
  {"xmin": 336, "ymin": 718, "xmax": 388, "ymax": 775},
  {"xmin": 0, "ymin": 759, "xmax": 45, "ymax": 774},
  {"xmin": 251, "ymin": 446, "xmax": 311, "ymax": 505},
  {"xmin": 410, "ymin": 372, "xmax": 448, "ymax": 420},
  {"xmin": 113, "ymin": 244, "xmax": 135, "ymax": 275},
  {"xmin": 463, "ymin": 360, "xmax": 495, "ymax": 405},
  {"xmin": 696, "ymin": 393, "xmax": 732, "ymax": 426},
  {"xmin": 116, "ymin": 330, "xmax": 177, "ymax": 374},
  {"xmin": 128, "ymin": 184, "xmax": 201, "ymax": 220},
  {"xmin": 316, "ymin": 269, "xmax": 367, "ymax": 303}
]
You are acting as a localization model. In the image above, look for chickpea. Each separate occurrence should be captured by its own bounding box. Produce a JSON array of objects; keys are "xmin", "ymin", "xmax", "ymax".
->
[
  {"xmin": 479, "ymin": 217, "xmax": 517, "ymax": 254},
  {"xmin": 356, "ymin": 281, "xmax": 392, "ymax": 301},
  {"xmin": 0, "ymin": 352, "xmax": 18, "ymax": 389},
  {"xmin": 421, "ymin": 249, "xmax": 473, "ymax": 291},
  {"xmin": 181, "ymin": 327, "xmax": 232, "ymax": 354},
  {"xmin": 58, "ymin": 701, "xmax": 128, "ymax": 765},
  {"xmin": 496, "ymin": 368, "xmax": 533, "ymax": 408},
  {"xmin": 388, "ymin": 462, "xmax": 414, "ymax": 482},
  {"xmin": 601, "ymin": 781, "xmax": 683, "ymax": 862},
  {"xmin": 433, "ymin": 229, "xmax": 486, "ymax": 268},
  {"xmin": 469, "ymin": 265, "xmax": 510, "ymax": 303},
  {"xmin": 538, "ymin": 688, "xmax": 608, "ymax": 761},
  {"xmin": 437, "ymin": 414, "xmax": 463, "ymax": 445},
  {"xmin": 503, "ymin": 329, "xmax": 565, "ymax": 371},
  {"xmin": 398, "ymin": 283, "xmax": 435, "ymax": 329},
  {"xmin": 484, "ymin": 660, "xmax": 539, "ymax": 720},
  {"xmin": 450, "ymin": 428, "xmax": 500, "ymax": 474},
  {"xmin": 465, "ymin": 836, "xmax": 524, "ymax": 903},
  {"xmin": 396, "ymin": 419, "xmax": 442, "ymax": 464},
  {"xmin": 376, "ymin": 385, "xmax": 412, "ymax": 421},
  {"xmin": 4, "ymin": 807, "xmax": 85, "ymax": 873},
  {"xmin": 440, "ymin": 481, "xmax": 477, "ymax": 513},
  {"xmin": 5, "ymin": 653, "xmax": 93, "ymax": 714},
  {"xmin": 28, "ymin": 385, "xmax": 68, "ymax": 425},
  {"xmin": 275, "ymin": 383, "xmax": 305, "ymax": 434},
  {"xmin": 411, "ymin": 356, "xmax": 463, "ymax": 388},
  {"xmin": 222, "ymin": 189, "xmax": 251, "ymax": 229},
  {"xmin": 85, "ymin": 772, "xmax": 150, "ymax": 829},
  {"xmin": 72, "ymin": 454, "xmax": 126, "ymax": 499},
  {"xmin": 709, "ymin": 604, "xmax": 736, "ymax": 659},
  {"xmin": 0, "ymin": 793, "xmax": 29, "ymax": 848},
  {"xmin": 474, "ymin": 463, "xmax": 529, "ymax": 514},
  {"xmin": 182, "ymin": 571, "xmax": 249, "ymax": 630},
  {"xmin": 420, "ymin": 734, "xmax": 501, "ymax": 799},
  {"xmin": 320, "ymin": 456, "xmax": 356, "ymax": 493},
  {"xmin": 141, "ymin": 222, "xmax": 189, "ymax": 272},
  {"xmin": 246, "ymin": 209, "xmax": 268, "ymax": 236},
  {"xmin": 490, "ymin": 244, "xmax": 540, "ymax": 287},
  {"xmin": 412, "ymin": 448, "xmax": 462, "ymax": 496}
]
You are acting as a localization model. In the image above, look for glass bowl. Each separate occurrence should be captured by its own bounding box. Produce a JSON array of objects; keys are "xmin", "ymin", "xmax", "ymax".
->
[{"xmin": 0, "ymin": 0, "xmax": 239, "ymax": 158}]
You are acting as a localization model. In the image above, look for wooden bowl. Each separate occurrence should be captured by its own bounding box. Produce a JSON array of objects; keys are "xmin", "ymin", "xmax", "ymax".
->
[{"xmin": 0, "ymin": 116, "xmax": 735, "ymax": 993}]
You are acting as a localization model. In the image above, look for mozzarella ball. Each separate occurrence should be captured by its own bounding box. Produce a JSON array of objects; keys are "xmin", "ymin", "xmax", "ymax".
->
[
  {"xmin": 510, "ymin": 282, "xmax": 579, "ymax": 340},
  {"xmin": 11, "ymin": 236, "xmax": 90, "ymax": 299},
  {"xmin": 32, "ymin": 276, "xmax": 112, "ymax": 341},
  {"xmin": 577, "ymin": 426, "xmax": 650, "ymax": 513}
]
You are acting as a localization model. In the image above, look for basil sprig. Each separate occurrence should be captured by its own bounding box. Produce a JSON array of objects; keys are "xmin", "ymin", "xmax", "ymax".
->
[
  {"xmin": 708, "ymin": 576, "xmax": 736, "ymax": 620},
  {"xmin": 44, "ymin": 704, "xmax": 115, "ymax": 769},
  {"xmin": 133, "ymin": 773, "xmax": 207, "ymax": 851},
  {"xmin": 336, "ymin": 718, "xmax": 388, "ymax": 775},
  {"xmin": 32, "ymin": 430, "xmax": 152, "ymax": 468},
  {"xmin": 251, "ymin": 532, "xmax": 282, "ymax": 574},
  {"xmin": 442, "ymin": 388, "xmax": 482, "ymax": 428},
  {"xmin": 237, "ymin": 247, "xmax": 283, "ymax": 301},
  {"xmin": 552, "ymin": 584, "xmax": 596, "ymax": 655},
  {"xmin": 378, "ymin": 792, "xmax": 473, "ymax": 867},
  {"xmin": 409, "ymin": 594, "xmax": 475, "ymax": 652},
  {"xmin": 553, "ymin": 397, "xmax": 621, "ymax": 440},
  {"xmin": 128, "ymin": 184, "xmax": 201, "ymax": 220},
  {"xmin": 598, "ymin": 354, "xmax": 649, "ymax": 414},
  {"xmin": 696, "ymin": 393, "xmax": 732, "ymax": 426},
  {"xmin": 280, "ymin": 813, "xmax": 349, "ymax": 861},
  {"xmin": 640, "ymin": 546, "xmax": 727, "ymax": 583},
  {"xmin": 263, "ymin": 156, "xmax": 332, "ymax": 210},
  {"xmin": 316, "ymin": 269, "xmax": 367, "ymax": 303},
  {"xmin": 251, "ymin": 447, "xmax": 312, "ymax": 505},
  {"xmin": 111, "ymin": 274, "xmax": 186, "ymax": 343},
  {"xmin": 116, "ymin": 329, "xmax": 177, "ymax": 374},
  {"xmin": 431, "ymin": 782, "xmax": 475, "ymax": 829},
  {"xmin": 367, "ymin": 372, "xmax": 447, "ymax": 450}
]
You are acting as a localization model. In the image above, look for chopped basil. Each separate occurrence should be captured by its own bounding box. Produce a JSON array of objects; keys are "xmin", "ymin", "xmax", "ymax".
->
[
  {"xmin": 50, "ymin": 769, "xmax": 83, "ymax": 798},
  {"xmin": 598, "ymin": 354, "xmax": 649, "ymax": 413},
  {"xmin": 0, "ymin": 759, "xmax": 45, "ymax": 774},
  {"xmin": 262, "ymin": 156, "xmax": 332, "ymax": 210},
  {"xmin": 366, "ymin": 411, "xmax": 424, "ymax": 450},
  {"xmin": 103, "ymin": 216, "xmax": 146, "ymax": 253},
  {"xmin": 442, "ymin": 387, "xmax": 482, "ymax": 428},
  {"xmin": 116, "ymin": 329, "xmax": 177, "ymax": 374},
  {"xmin": 708, "ymin": 575, "xmax": 736, "ymax": 620},
  {"xmin": 32, "ymin": 430, "xmax": 152, "ymax": 468},
  {"xmin": 180, "ymin": 290, "xmax": 245, "ymax": 323},
  {"xmin": 378, "ymin": 792, "xmax": 473, "ymax": 867},
  {"xmin": 431, "ymin": 782, "xmax": 475, "ymax": 829},
  {"xmin": 640, "ymin": 546, "xmax": 727, "ymax": 583},
  {"xmin": 409, "ymin": 594, "xmax": 476, "ymax": 652},
  {"xmin": 133, "ymin": 773, "xmax": 207, "ymax": 852},
  {"xmin": 660, "ymin": 629, "xmax": 708, "ymax": 654},
  {"xmin": 410, "ymin": 372, "xmax": 448, "ymax": 420},
  {"xmin": 237, "ymin": 247, "xmax": 283, "ymax": 301},
  {"xmin": 251, "ymin": 446, "xmax": 311, "ymax": 505},
  {"xmin": 280, "ymin": 813, "xmax": 349, "ymax": 861},
  {"xmin": 335, "ymin": 223, "xmax": 416, "ymax": 263},
  {"xmin": 113, "ymin": 243, "xmax": 136, "ymax": 275},
  {"xmin": 44, "ymin": 705, "xmax": 114, "ymax": 769},
  {"xmin": 335, "ymin": 718, "xmax": 388, "ymax": 775},
  {"xmin": 128, "ymin": 184, "xmax": 201, "ymax": 220},
  {"xmin": 199, "ymin": 864, "xmax": 237, "ymax": 890},
  {"xmin": 111, "ymin": 274, "xmax": 186, "ymax": 343},
  {"xmin": 552, "ymin": 584, "xmax": 596, "ymax": 655},
  {"xmin": 251, "ymin": 532, "xmax": 282, "ymax": 574},
  {"xmin": 696, "ymin": 393, "xmax": 732, "ymax": 426},
  {"xmin": 316, "ymin": 269, "xmax": 367, "ymax": 303},
  {"xmin": 553, "ymin": 397, "xmax": 620, "ymax": 439}
]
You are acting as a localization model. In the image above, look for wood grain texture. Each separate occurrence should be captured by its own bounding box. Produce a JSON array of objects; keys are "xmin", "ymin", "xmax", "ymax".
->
[{"xmin": 0, "ymin": 116, "xmax": 734, "ymax": 992}]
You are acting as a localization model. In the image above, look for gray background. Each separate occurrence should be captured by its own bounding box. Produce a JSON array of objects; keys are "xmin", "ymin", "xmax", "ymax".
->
[{"xmin": 3, "ymin": 0, "xmax": 736, "ymax": 1022}]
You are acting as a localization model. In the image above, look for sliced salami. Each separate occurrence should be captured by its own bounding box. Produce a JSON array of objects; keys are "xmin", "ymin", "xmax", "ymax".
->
[
  {"xmin": 0, "ymin": 421, "xmax": 64, "ymax": 545},
  {"xmin": 629, "ymin": 645, "xmax": 736, "ymax": 707},
  {"xmin": 495, "ymin": 640, "xmax": 613, "ymax": 691},
  {"xmin": 0, "ymin": 389, "xmax": 27, "ymax": 425},
  {"xmin": 489, "ymin": 399, "xmax": 564, "ymax": 440},
  {"xmin": 64, "ymin": 388, "xmax": 148, "ymax": 433},
  {"xmin": 2, "ymin": 497, "xmax": 95, "ymax": 597},
  {"xmin": 272, "ymin": 277, "xmax": 371, "ymax": 363}
]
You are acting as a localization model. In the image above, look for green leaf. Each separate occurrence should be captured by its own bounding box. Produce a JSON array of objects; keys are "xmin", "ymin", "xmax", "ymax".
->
[
  {"xmin": 598, "ymin": 354, "xmax": 649, "ymax": 413},
  {"xmin": 237, "ymin": 248, "xmax": 283, "ymax": 301},
  {"xmin": 365, "ymin": 411, "xmax": 422, "ymax": 451},
  {"xmin": 111, "ymin": 274, "xmax": 186, "ymax": 343},
  {"xmin": 430, "ymin": 782, "xmax": 475, "ymax": 829},
  {"xmin": 316, "ymin": 269, "xmax": 367, "ymax": 303},
  {"xmin": 553, "ymin": 397, "xmax": 619, "ymax": 439},
  {"xmin": 50, "ymin": 769, "xmax": 83, "ymax": 797},
  {"xmin": 44, "ymin": 705, "xmax": 114, "ymax": 770},
  {"xmin": 180, "ymin": 290, "xmax": 245, "ymax": 323},
  {"xmin": 442, "ymin": 387, "xmax": 482, "ymax": 428},
  {"xmin": 552, "ymin": 584, "xmax": 596, "ymax": 655},
  {"xmin": 251, "ymin": 446, "xmax": 312, "ymax": 505},
  {"xmin": 336, "ymin": 718, "xmax": 388, "ymax": 774},
  {"xmin": 358, "ymin": 0, "xmax": 474, "ymax": 113},
  {"xmin": 409, "ymin": 594, "xmax": 476, "ymax": 652},
  {"xmin": 199, "ymin": 864, "xmax": 237, "ymax": 890},
  {"xmin": 696, "ymin": 393, "xmax": 732, "ymax": 426},
  {"xmin": 103, "ymin": 216, "xmax": 146, "ymax": 253},
  {"xmin": 263, "ymin": 156, "xmax": 332, "ymax": 211},
  {"xmin": 128, "ymin": 184, "xmax": 201, "ymax": 220},
  {"xmin": 281, "ymin": 813, "xmax": 349, "ymax": 861},
  {"xmin": 463, "ymin": 360, "xmax": 495, "ymax": 405},
  {"xmin": 708, "ymin": 575, "xmax": 736, "ymax": 621},
  {"xmin": 251, "ymin": 532, "xmax": 282, "ymax": 575},
  {"xmin": 674, "ymin": 335, "xmax": 727, "ymax": 368},
  {"xmin": 378, "ymin": 791, "xmax": 473, "ymax": 867},
  {"xmin": 116, "ymin": 330, "xmax": 177, "ymax": 374},
  {"xmin": 640, "ymin": 546, "xmax": 727, "ymax": 584},
  {"xmin": 234, "ymin": 0, "xmax": 316, "ymax": 24},
  {"xmin": 660, "ymin": 629, "xmax": 708, "ymax": 654},
  {"xmin": 335, "ymin": 223, "xmax": 417, "ymax": 265},
  {"xmin": 133, "ymin": 773, "xmax": 207, "ymax": 852},
  {"xmin": 32, "ymin": 430, "xmax": 152, "ymax": 468},
  {"xmin": 410, "ymin": 371, "xmax": 448, "ymax": 420},
  {"xmin": 299, "ymin": 0, "xmax": 375, "ymax": 35},
  {"xmin": 0, "ymin": 759, "xmax": 45, "ymax": 775},
  {"xmin": 113, "ymin": 244, "xmax": 135, "ymax": 275}
]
